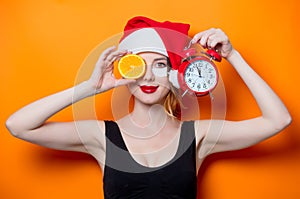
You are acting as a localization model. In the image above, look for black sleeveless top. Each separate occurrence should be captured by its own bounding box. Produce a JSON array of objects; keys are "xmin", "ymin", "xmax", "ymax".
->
[{"xmin": 103, "ymin": 121, "xmax": 197, "ymax": 199}]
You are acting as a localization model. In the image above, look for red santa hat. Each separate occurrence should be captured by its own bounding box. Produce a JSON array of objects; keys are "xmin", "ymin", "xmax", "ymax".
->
[{"xmin": 118, "ymin": 16, "xmax": 190, "ymax": 71}]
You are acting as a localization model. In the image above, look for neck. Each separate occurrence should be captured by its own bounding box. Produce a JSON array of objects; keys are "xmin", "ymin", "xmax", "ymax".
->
[
  {"xmin": 117, "ymin": 98, "xmax": 180, "ymax": 139},
  {"xmin": 130, "ymin": 99, "xmax": 167, "ymax": 127}
]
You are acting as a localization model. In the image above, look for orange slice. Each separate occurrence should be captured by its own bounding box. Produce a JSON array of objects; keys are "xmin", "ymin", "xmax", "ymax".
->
[{"xmin": 118, "ymin": 54, "xmax": 146, "ymax": 79}]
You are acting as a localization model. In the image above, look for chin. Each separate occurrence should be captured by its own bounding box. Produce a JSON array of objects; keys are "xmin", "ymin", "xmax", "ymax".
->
[
  {"xmin": 137, "ymin": 91, "xmax": 169, "ymax": 105},
  {"xmin": 135, "ymin": 94, "xmax": 165, "ymax": 105}
]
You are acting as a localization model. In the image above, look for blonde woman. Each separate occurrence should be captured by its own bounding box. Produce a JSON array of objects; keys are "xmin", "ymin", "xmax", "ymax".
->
[{"xmin": 6, "ymin": 16, "xmax": 291, "ymax": 198}]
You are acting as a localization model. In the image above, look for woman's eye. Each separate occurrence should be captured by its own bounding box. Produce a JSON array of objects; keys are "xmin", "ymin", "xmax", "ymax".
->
[{"xmin": 154, "ymin": 62, "xmax": 167, "ymax": 68}]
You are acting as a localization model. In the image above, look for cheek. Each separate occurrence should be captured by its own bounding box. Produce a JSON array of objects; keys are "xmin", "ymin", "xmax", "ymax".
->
[
  {"xmin": 156, "ymin": 77, "xmax": 171, "ymax": 90},
  {"xmin": 128, "ymin": 83, "xmax": 139, "ymax": 94},
  {"xmin": 152, "ymin": 67, "xmax": 168, "ymax": 77},
  {"xmin": 159, "ymin": 87, "xmax": 170, "ymax": 97}
]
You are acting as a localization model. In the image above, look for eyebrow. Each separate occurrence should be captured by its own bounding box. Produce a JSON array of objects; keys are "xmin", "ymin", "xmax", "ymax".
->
[{"xmin": 153, "ymin": 57, "xmax": 168, "ymax": 62}]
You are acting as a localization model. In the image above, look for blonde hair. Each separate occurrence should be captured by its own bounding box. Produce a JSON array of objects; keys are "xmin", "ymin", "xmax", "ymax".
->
[
  {"xmin": 163, "ymin": 59, "xmax": 182, "ymax": 119},
  {"xmin": 164, "ymin": 87, "xmax": 181, "ymax": 119}
]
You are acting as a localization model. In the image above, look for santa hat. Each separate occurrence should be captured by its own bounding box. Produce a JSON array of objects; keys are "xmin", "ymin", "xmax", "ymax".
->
[{"xmin": 118, "ymin": 16, "xmax": 190, "ymax": 88}]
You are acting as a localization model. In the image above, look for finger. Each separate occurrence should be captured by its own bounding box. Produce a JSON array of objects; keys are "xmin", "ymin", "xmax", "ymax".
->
[
  {"xmin": 115, "ymin": 79, "xmax": 136, "ymax": 87},
  {"xmin": 207, "ymin": 34, "xmax": 223, "ymax": 49},
  {"xmin": 100, "ymin": 46, "xmax": 117, "ymax": 59},
  {"xmin": 200, "ymin": 29, "xmax": 217, "ymax": 48},
  {"xmin": 191, "ymin": 29, "xmax": 214, "ymax": 43},
  {"xmin": 106, "ymin": 49, "xmax": 127, "ymax": 63},
  {"xmin": 96, "ymin": 46, "xmax": 117, "ymax": 66},
  {"xmin": 191, "ymin": 28, "xmax": 216, "ymax": 47},
  {"xmin": 191, "ymin": 31, "xmax": 205, "ymax": 44},
  {"xmin": 208, "ymin": 33, "xmax": 230, "ymax": 49}
]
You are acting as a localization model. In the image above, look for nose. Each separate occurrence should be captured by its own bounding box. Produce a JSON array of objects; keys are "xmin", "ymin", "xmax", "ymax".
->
[{"xmin": 143, "ymin": 65, "xmax": 155, "ymax": 81}]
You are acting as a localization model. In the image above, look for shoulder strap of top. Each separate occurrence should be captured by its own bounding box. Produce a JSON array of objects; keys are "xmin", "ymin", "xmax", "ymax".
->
[
  {"xmin": 104, "ymin": 120, "xmax": 127, "ymax": 151},
  {"xmin": 104, "ymin": 120, "xmax": 146, "ymax": 172},
  {"xmin": 177, "ymin": 120, "xmax": 195, "ymax": 156},
  {"xmin": 182, "ymin": 120, "xmax": 195, "ymax": 136}
]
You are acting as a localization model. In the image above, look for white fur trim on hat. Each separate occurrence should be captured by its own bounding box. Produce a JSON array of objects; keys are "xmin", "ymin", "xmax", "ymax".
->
[
  {"xmin": 118, "ymin": 28, "xmax": 168, "ymax": 57},
  {"xmin": 168, "ymin": 69, "xmax": 180, "ymax": 89}
]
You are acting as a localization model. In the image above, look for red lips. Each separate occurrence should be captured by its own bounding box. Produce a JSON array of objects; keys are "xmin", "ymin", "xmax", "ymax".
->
[{"xmin": 140, "ymin": 85, "xmax": 159, "ymax": 94}]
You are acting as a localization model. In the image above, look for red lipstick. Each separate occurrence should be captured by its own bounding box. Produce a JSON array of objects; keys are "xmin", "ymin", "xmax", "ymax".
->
[{"xmin": 140, "ymin": 85, "xmax": 159, "ymax": 94}]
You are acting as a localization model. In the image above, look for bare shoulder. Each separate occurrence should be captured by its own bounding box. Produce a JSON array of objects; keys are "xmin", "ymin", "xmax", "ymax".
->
[
  {"xmin": 194, "ymin": 120, "xmax": 210, "ymax": 147},
  {"xmin": 75, "ymin": 120, "xmax": 105, "ymax": 138},
  {"xmin": 75, "ymin": 120, "xmax": 106, "ymax": 158},
  {"xmin": 194, "ymin": 119, "xmax": 226, "ymax": 159}
]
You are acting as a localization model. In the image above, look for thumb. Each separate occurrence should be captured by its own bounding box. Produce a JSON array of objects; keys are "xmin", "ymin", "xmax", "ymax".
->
[{"xmin": 115, "ymin": 79, "xmax": 136, "ymax": 87}]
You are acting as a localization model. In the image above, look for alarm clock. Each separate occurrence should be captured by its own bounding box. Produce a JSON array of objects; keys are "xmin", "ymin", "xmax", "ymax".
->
[{"xmin": 177, "ymin": 47, "xmax": 222, "ymax": 97}]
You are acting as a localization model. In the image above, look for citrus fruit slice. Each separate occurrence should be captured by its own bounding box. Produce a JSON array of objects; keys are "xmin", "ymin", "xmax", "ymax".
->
[{"xmin": 118, "ymin": 54, "xmax": 146, "ymax": 79}]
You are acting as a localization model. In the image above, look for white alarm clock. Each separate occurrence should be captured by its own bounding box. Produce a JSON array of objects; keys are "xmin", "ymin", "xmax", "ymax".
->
[{"xmin": 177, "ymin": 48, "xmax": 222, "ymax": 97}]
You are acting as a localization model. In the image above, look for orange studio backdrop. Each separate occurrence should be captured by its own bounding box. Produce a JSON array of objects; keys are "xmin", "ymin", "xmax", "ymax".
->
[{"xmin": 1, "ymin": 0, "xmax": 299, "ymax": 199}]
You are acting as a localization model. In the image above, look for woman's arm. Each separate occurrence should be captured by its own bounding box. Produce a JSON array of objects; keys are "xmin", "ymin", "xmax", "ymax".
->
[
  {"xmin": 5, "ymin": 47, "xmax": 133, "ymax": 153},
  {"xmin": 6, "ymin": 82, "xmax": 96, "ymax": 152},
  {"xmin": 192, "ymin": 29, "xmax": 292, "ymax": 157}
]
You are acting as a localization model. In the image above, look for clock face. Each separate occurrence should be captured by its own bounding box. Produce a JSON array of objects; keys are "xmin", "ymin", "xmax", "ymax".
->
[{"xmin": 184, "ymin": 60, "xmax": 217, "ymax": 93}]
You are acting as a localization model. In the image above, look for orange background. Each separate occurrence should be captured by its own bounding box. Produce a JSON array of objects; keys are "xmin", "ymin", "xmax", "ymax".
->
[{"xmin": 1, "ymin": 0, "xmax": 299, "ymax": 198}]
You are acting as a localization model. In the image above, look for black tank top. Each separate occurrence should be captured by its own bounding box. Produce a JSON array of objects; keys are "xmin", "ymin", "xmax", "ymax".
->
[{"xmin": 103, "ymin": 121, "xmax": 197, "ymax": 199}]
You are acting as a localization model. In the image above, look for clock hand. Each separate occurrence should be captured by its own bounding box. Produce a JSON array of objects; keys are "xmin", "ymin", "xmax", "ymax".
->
[{"xmin": 197, "ymin": 67, "xmax": 202, "ymax": 78}]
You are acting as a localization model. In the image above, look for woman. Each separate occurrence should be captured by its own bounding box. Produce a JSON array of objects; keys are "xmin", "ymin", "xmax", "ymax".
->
[{"xmin": 6, "ymin": 16, "xmax": 291, "ymax": 198}]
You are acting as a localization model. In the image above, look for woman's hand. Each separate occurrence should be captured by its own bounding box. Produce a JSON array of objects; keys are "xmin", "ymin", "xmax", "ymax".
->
[
  {"xmin": 86, "ymin": 46, "xmax": 135, "ymax": 94},
  {"xmin": 191, "ymin": 28, "xmax": 233, "ymax": 59}
]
